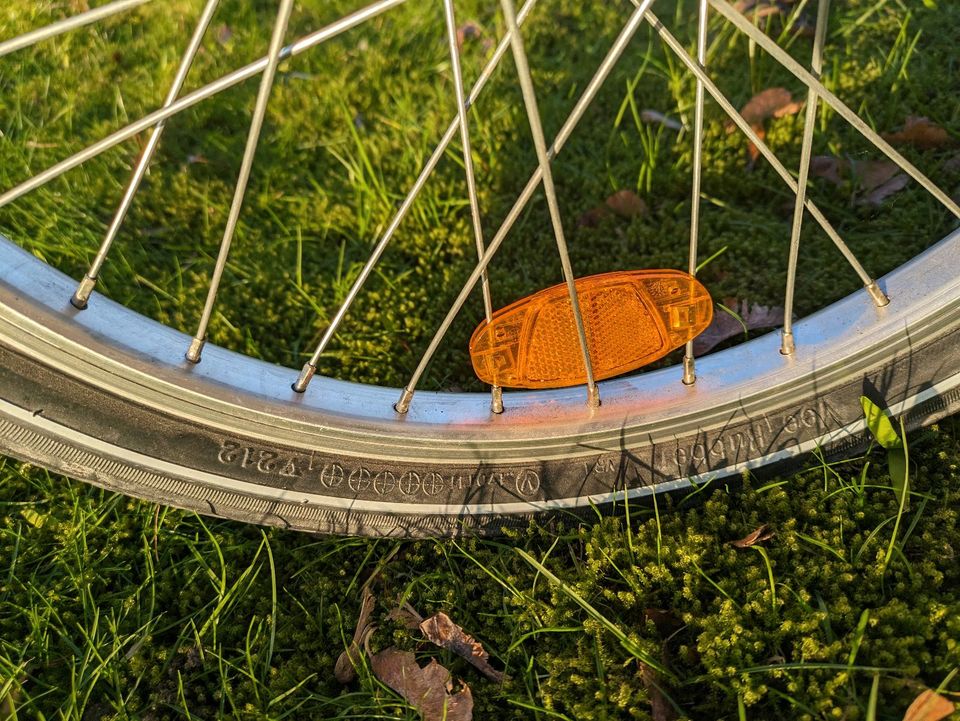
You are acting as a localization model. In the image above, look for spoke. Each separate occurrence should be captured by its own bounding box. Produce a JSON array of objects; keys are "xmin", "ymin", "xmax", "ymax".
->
[
  {"xmin": 186, "ymin": 0, "xmax": 295, "ymax": 363},
  {"xmin": 292, "ymin": 0, "xmax": 541, "ymax": 395},
  {"xmin": 442, "ymin": 0, "xmax": 502, "ymax": 413},
  {"xmin": 0, "ymin": 0, "xmax": 152, "ymax": 58},
  {"xmin": 683, "ymin": 0, "xmax": 708, "ymax": 386},
  {"xmin": 392, "ymin": 1, "xmax": 653, "ymax": 415},
  {"xmin": 0, "ymin": 0, "xmax": 407, "ymax": 211},
  {"xmin": 780, "ymin": 0, "xmax": 848, "ymax": 355},
  {"xmin": 488, "ymin": 0, "xmax": 598, "ymax": 411},
  {"xmin": 639, "ymin": 6, "xmax": 884, "ymax": 303},
  {"xmin": 708, "ymin": 0, "xmax": 960, "ymax": 220},
  {"xmin": 72, "ymin": 0, "xmax": 221, "ymax": 310}
]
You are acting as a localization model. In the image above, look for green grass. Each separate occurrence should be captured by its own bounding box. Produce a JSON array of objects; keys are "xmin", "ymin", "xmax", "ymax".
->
[{"xmin": 2, "ymin": 0, "xmax": 960, "ymax": 718}]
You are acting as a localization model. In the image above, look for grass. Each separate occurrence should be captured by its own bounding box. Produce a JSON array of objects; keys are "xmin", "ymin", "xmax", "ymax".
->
[{"xmin": 2, "ymin": 0, "xmax": 960, "ymax": 718}]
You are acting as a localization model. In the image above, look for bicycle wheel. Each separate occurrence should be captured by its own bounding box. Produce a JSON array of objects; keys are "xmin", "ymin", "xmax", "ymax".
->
[{"xmin": 2, "ymin": 0, "xmax": 959, "ymax": 537}]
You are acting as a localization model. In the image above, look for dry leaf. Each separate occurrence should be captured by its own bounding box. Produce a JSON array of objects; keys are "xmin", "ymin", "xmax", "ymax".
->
[
  {"xmin": 371, "ymin": 649, "xmax": 474, "ymax": 721},
  {"xmin": 215, "ymin": 24, "xmax": 233, "ymax": 46},
  {"xmin": 335, "ymin": 586, "xmax": 377, "ymax": 684},
  {"xmin": 605, "ymin": 189, "xmax": 648, "ymax": 218},
  {"xmin": 419, "ymin": 612, "xmax": 504, "ymax": 683},
  {"xmin": 858, "ymin": 173, "xmax": 910, "ymax": 207},
  {"xmin": 643, "ymin": 608, "xmax": 683, "ymax": 637},
  {"xmin": 883, "ymin": 116, "xmax": 954, "ymax": 151},
  {"xmin": 577, "ymin": 205, "xmax": 612, "ymax": 228},
  {"xmin": 942, "ymin": 152, "xmax": 960, "ymax": 174},
  {"xmin": 737, "ymin": 88, "xmax": 800, "ymax": 127},
  {"xmin": 456, "ymin": 21, "xmax": 483, "ymax": 50},
  {"xmin": 387, "ymin": 603, "xmax": 424, "ymax": 630},
  {"xmin": 578, "ymin": 190, "xmax": 647, "ymax": 227},
  {"xmin": 692, "ymin": 301, "xmax": 785, "ymax": 355},
  {"xmin": 731, "ymin": 524, "xmax": 775, "ymax": 548},
  {"xmin": 640, "ymin": 663, "xmax": 678, "ymax": 721},
  {"xmin": 903, "ymin": 689, "xmax": 955, "ymax": 721},
  {"xmin": 810, "ymin": 155, "xmax": 847, "ymax": 186},
  {"xmin": 850, "ymin": 160, "xmax": 900, "ymax": 192},
  {"xmin": 641, "ymin": 110, "xmax": 683, "ymax": 131}
]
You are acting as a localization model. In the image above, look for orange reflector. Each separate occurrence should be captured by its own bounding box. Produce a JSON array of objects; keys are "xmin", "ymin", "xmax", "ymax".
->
[{"xmin": 469, "ymin": 270, "xmax": 712, "ymax": 389}]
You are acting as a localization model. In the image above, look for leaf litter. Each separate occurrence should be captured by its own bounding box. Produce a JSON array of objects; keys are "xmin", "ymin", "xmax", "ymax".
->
[
  {"xmin": 336, "ymin": 580, "xmax": 504, "ymax": 720},
  {"xmin": 730, "ymin": 524, "xmax": 776, "ymax": 548},
  {"xmin": 902, "ymin": 689, "xmax": 955, "ymax": 721},
  {"xmin": 882, "ymin": 116, "xmax": 955, "ymax": 151},
  {"xmin": 728, "ymin": 88, "xmax": 804, "ymax": 165},
  {"xmin": 692, "ymin": 301, "xmax": 785, "ymax": 355},
  {"xmin": 809, "ymin": 155, "xmax": 912, "ymax": 206},
  {"xmin": 370, "ymin": 649, "xmax": 474, "ymax": 721},
  {"xmin": 578, "ymin": 189, "xmax": 648, "ymax": 227},
  {"xmin": 419, "ymin": 612, "xmax": 504, "ymax": 683}
]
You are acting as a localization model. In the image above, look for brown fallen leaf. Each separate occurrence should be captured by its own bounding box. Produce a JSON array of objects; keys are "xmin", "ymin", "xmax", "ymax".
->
[
  {"xmin": 577, "ymin": 205, "xmax": 612, "ymax": 228},
  {"xmin": 858, "ymin": 173, "xmax": 910, "ymax": 207},
  {"xmin": 640, "ymin": 663, "xmax": 678, "ymax": 721},
  {"xmin": 903, "ymin": 689, "xmax": 955, "ymax": 721},
  {"xmin": 809, "ymin": 156, "xmax": 911, "ymax": 206},
  {"xmin": 731, "ymin": 524, "xmax": 775, "ymax": 548},
  {"xmin": 641, "ymin": 109, "xmax": 683, "ymax": 131},
  {"xmin": 942, "ymin": 152, "xmax": 960, "ymax": 174},
  {"xmin": 387, "ymin": 603, "xmax": 424, "ymax": 630},
  {"xmin": 692, "ymin": 301, "xmax": 785, "ymax": 355},
  {"xmin": 215, "ymin": 24, "xmax": 233, "ymax": 46},
  {"xmin": 883, "ymin": 116, "xmax": 955, "ymax": 151},
  {"xmin": 371, "ymin": 649, "xmax": 474, "ymax": 721},
  {"xmin": 734, "ymin": 87, "xmax": 802, "ymax": 128},
  {"xmin": 335, "ymin": 586, "xmax": 377, "ymax": 684},
  {"xmin": 809, "ymin": 155, "xmax": 847, "ymax": 186},
  {"xmin": 850, "ymin": 159, "xmax": 901, "ymax": 192},
  {"xmin": 605, "ymin": 189, "xmax": 648, "ymax": 218},
  {"xmin": 456, "ymin": 21, "xmax": 483, "ymax": 49},
  {"xmin": 419, "ymin": 612, "xmax": 504, "ymax": 683}
]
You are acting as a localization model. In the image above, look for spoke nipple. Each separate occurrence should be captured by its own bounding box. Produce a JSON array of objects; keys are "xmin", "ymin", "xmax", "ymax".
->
[
  {"xmin": 866, "ymin": 280, "xmax": 889, "ymax": 308},
  {"xmin": 682, "ymin": 356, "xmax": 696, "ymax": 385},
  {"xmin": 185, "ymin": 337, "xmax": 205, "ymax": 364},
  {"xmin": 292, "ymin": 363, "xmax": 316, "ymax": 393},
  {"xmin": 395, "ymin": 387, "xmax": 414, "ymax": 415},
  {"xmin": 780, "ymin": 330, "xmax": 796, "ymax": 356},
  {"xmin": 587, "ymin": 383, "xmax": 601, "ymax": 408},
  {"xmin": 490, "ymin": 385, "xmax": 504, "ymax": 414},
  {"xmin": 71, "ymin": 275, "xmax": 97, "ymax": 310}
]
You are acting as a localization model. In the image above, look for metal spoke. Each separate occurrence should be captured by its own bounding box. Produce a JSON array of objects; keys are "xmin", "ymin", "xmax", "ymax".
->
[
  {"xmin": 292, "ymin": 0, "xmax": 541, "ymax": 395},
  {"xmin": 72, "ymin": 0, "xmax": 221, "ymax": 310},
  {"xmin": 780, "ymin": 0, "xmax": 853, "ymax": 355},
  {"xmin": 488, "ymin": 0, "xmax": 598, "ymax": 410},
  {"xmin": 0, "ymin": 0, "xmax": 407, "ymax": 211},
  {"xmin": 708, "ymin": 0, "xmax": 960, "ymax": 220},
  {"xmin": 186, "ymin": 0, "xmax": 295, "ymax": 363},
  {"xmin": 683, "ymin": 0, "xmax": 708, "ymax": 386},
  {"xmin": 639, "ymin": 6, "xmax": 886, "ymax": 306},
  {"xmin": 391, "ymin": 1, "xmax": 653, "ymax": 415},
  {"xmin": 0, "ymin": 0, "xmax": 152, "ymax": 58},
  {"xmin": 442, "ymin": 0, "xmax": 502, "ymax": 414}
]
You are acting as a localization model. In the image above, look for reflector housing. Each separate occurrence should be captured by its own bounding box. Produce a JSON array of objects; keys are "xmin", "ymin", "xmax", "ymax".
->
[{"xmin": 469, "ymin": 270, "xmax": 712, "ymax": 389}]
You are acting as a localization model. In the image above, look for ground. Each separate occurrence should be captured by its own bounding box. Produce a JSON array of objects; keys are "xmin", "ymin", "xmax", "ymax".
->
[{"xmin": 1, "ymin": 0, "xmax": 959, "ymax": 718}]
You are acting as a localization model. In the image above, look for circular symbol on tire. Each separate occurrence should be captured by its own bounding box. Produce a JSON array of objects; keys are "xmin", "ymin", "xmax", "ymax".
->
[
  {"xmin": 348, "ymin": 467, "xmax": 371, "ymax": 493},
  {"xmin": 373, "ymin": 471, "xmax": 396, "ymax": 495},
  {"xmin": 421, "ymin": 471, "xmax": 445, "ymax": 496},
  {"xmin": 319, "ymin": 463, "xmax": 344, "ymax": 488},
  {"xmin": 515, "ymin": 469, "xmax": 541, "ymax": 497},
  {"xmin": 398, "ymin": 471, "xmax": 420, "ymax": 496}
]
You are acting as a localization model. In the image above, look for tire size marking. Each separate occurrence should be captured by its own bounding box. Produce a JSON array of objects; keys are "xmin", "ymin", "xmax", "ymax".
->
[
  {"xmin": 215, "ymin": 440, "xmax": 542, "ymax": 498},
  {"xmin": 667, "ymin": 398, "xmax": 845, "ymax": 472}
]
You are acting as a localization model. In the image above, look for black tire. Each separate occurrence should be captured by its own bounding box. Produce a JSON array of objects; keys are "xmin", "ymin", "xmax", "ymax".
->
[{"xmin": 2, "ymin": 233, "xmax": 959, "ymax": 537}]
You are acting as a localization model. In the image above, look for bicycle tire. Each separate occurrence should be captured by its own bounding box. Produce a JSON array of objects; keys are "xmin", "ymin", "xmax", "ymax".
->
[{"xmin": 3, "ymin": 229, "xmax": 960, "ymax": 537}]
